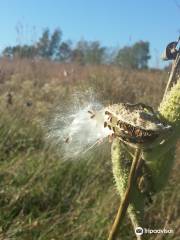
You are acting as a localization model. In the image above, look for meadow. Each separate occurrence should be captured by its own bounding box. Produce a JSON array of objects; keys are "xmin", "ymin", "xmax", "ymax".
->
[{"xmin": 0, "ymin": 58, "xmax": 179, "ymax": 240}]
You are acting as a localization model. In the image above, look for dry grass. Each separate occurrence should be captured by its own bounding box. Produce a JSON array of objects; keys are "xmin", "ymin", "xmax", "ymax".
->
[{"xmin": 0, "ymin": 58, "xmax": 179, "ymax": 240}]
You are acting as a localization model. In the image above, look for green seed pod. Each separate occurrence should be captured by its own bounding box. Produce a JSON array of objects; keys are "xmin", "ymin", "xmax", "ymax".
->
[
  {"xmin": 111, "ymin": 139, "xmax": 145, "ymax": 229},
  {"xmin": 159, "ymin": 80, "xmax": 180, "ymax": 134},
  {"xmin": 144, "ymin": 80, "xmax": 180, "ymax": 191}
]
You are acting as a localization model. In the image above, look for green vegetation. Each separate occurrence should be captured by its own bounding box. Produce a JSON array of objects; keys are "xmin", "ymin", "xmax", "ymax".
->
[{"xmin": 0, "ymin": 58, "xmax": 179, "ymax": 239}]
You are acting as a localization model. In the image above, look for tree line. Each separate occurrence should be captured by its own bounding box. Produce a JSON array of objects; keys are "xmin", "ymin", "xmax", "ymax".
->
[{"xmin": 2, "ymin": 28, "xmax": 151, "ymax": 69}]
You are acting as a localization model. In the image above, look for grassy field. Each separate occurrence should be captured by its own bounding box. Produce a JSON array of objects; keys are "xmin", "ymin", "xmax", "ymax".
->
[{"xmin": 0, "ymin": 58, "xmax": 179, "ymax": 240}]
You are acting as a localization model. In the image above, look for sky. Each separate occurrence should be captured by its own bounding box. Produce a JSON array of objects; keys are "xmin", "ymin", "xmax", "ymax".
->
[{"xmin": 0, "ymin": 0, "xmax": 180, "ymax": 67}]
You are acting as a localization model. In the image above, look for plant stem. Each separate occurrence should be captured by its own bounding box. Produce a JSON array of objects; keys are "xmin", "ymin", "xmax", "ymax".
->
[
  {"xmin": 163, "ymin": 52, "xmax": 180, "ymax": 99},
  {"xmin": 108, "ymin": 148, "xmax": 142, "ymax": 240}
]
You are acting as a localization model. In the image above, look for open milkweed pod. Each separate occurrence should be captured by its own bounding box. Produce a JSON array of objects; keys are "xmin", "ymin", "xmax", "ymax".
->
[
  {"xmin": 161, "ymin": 41, "xmax": 179, "ymax": 61},
  {"xmin": 103, "ymin": 103, "xmax": 172, "ymax": 149}
]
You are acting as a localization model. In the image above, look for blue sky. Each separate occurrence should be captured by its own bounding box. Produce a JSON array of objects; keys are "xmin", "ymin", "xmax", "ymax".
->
[{"xmin": 0, "ymin": 0, "xmax": 180, "ymax": 67}]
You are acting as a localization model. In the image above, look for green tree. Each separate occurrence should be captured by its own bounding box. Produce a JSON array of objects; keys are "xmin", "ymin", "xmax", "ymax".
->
[
  {"xmin": 2, "ymin": 45, "xmax": 37, "ymax": 59},
  {"xmin": 36, "ymin": 28, "xmax": 62, "ymax": 59},
  {"xmin": 58, "ymin": 41, "xmax": 72, "ymax": 62},
  {"xmin": 115, "ymin": 46, "xmax": 137, "ymax": 68},
  {"xmin": 71, "ymin": 48, "xmax": 84, "ymax": 64},
  {"xmin": 48, "ymin": 29, "xmax": 62, "ymax": 59},
  {"xmin": 115, "ymin": 41, "xmax": 150, "ymax": 69},
  {"xmin": 133, "ymin": 41, "xmax": 151, "ymax": 69},
  {"xmin": 86, "ymin": 41, "xmax": 106, "ymax": 64},
  {"xmin": 2, "ymin": 28, "xmax": 62, "ymax": 60},
  {"xmin": 72, "ymin": 40, "xmax": 106, "ymax": 65},
  {"xmin": 37, "ymin": 29, "xmax": 50, "ymax": 58}
]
